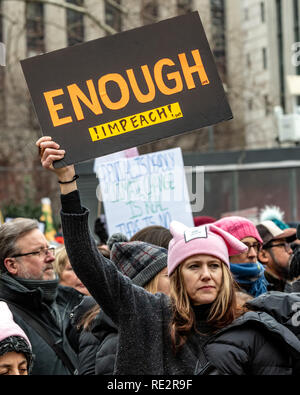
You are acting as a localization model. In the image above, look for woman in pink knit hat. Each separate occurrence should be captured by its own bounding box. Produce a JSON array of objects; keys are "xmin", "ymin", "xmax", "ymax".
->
[
  {"xmin": 37, "ymin": 136, "xmax": 300, "ymax": 375},
  {"xmin": 214, "ymin": 216, "xmax": 268, "ymax": 297}
]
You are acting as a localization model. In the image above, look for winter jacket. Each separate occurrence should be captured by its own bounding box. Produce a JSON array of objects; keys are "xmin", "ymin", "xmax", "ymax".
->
[
  {"xmin": 68, "ymin": 295, "xmax": 102, "ymax": 375},
  {"xmin": 68, "ymin": 296, "xmax": 118, "ymax": 375},
  {"xmin": 0, "ymin": 273, "xmax": 82, "ymax": 375},
  {"xmin": 292, "ymin": 280, "xmax": 300, "ymax": 292},
  {"xmin": 246, "ymin": 291, "xmax": 300, "ymax": 341},
  {"xmin": 265, "ymin": 271, "xmax": 286, "ymax": 292},
  {"xmin": 61, "ymin": 193, "xmax": 300, "ymax": 375},
  {"xmin": 92, "ymin": 310, "xmax": 118, "ymax": 375}
]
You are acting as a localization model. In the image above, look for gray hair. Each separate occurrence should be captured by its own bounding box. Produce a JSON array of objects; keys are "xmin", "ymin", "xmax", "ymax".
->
[{"xmin": 0, "ymin": 218, "xmax": 39, "ymax": 273}]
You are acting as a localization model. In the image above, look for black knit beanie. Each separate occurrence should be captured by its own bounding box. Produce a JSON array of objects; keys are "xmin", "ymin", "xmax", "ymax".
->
[
  {"xmin": 0, "ymin": 336, "xmax": 34, "ymax": 373},
  {"xmin": 109, "ymin": 235, "xmax": 167, "ymax": 287}
]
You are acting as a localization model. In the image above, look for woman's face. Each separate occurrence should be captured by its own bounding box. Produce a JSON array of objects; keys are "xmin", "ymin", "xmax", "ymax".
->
[
  {"xmin": 181, "ymin": 254, "xmax": 223, "ymax": 305},
  {"xmin": 0, "ymin": 352, "xmax": 28, "ymax": 375},
  {"xmin": 60, "ymin": 259, "xmax": 90, "ymax": 295},
  {"xmin": 156, "ymin": 267, "xmax": 170, "ymax": 296}
]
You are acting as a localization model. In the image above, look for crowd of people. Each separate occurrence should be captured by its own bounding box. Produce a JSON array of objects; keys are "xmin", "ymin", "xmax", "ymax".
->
[{"xmin": 0, "ymin": 135, "xmax": 299, "ymax": 375}]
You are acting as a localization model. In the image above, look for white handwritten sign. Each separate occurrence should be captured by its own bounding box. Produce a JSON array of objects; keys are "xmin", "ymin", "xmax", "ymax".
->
[
  {"xmin": 96, "ymin": 148, "xmax": 194, "ymax": 239},
  {"xmin": 93, "ymin": 147, "xmax": 139, "ymax": 173}
]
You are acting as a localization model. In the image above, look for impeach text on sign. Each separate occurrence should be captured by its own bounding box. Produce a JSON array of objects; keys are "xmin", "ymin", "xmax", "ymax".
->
[{"xmin": 89, "ymin": 103, "xmax": 183, "ymax": 142}]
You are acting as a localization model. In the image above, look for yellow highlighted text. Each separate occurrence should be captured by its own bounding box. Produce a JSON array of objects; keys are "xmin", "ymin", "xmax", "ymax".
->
[{"xmin": 89, "ymin": 102, "xmax": 183, "ymax": 142}]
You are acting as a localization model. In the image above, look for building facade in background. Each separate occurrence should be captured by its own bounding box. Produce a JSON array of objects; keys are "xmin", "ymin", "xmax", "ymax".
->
[{"xmin": 226, "ymin": 0, "xmax": 300, "ymax": 148}]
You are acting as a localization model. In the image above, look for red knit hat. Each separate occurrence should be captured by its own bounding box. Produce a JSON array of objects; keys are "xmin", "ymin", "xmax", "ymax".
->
[
  {"xmin": 193, "ymin": 216, "xmax": 216, "ymax": 227},
  {"xmin": 214, "ymin": 216, "xmax": 263, "ymax": 244}
]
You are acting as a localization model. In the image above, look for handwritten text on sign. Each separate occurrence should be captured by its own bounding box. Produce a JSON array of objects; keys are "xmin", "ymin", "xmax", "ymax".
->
[{"xmin": 97, "ymin": 148, "xmax": 194, "ymax": 239}]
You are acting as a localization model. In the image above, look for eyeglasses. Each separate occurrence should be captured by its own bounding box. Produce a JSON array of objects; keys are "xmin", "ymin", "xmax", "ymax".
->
[
  {"xmin": 264, "ymin": 242, "xmax": 291, "ymax": 253},
  {"xmin": 11, "ymin": 247, "xmax": 56, "ymax": 259},
  {"xmin": 242, "ymin": 242, "xmax": 262, "ymax": 254}
]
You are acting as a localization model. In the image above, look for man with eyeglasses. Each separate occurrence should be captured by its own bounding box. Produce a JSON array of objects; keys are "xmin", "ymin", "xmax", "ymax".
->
[
  {"xmin": 256, "ymin": 220, "xmax": 296, "ymax": 292},
  {"xmin": 0, "ymin": 217, "xmax": 83, "ymax": 374}
]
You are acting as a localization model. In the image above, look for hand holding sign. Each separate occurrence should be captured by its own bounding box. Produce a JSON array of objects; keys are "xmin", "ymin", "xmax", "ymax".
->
[
  {"xmin": 36, "ymin": 136, "xmax": 77, "ymax": 193},
  {"xmin": 37, "ymin": 136, "xmax": 65, "ymax": 169}
]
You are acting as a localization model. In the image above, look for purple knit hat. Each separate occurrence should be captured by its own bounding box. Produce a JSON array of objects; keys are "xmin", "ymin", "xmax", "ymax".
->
[
  {"xmin": 214, "ymin": 216, "xmax": 263, "ymax": 244},
  {"xmin": 167, "ymin": 221, "xmax": 248, "ymax": 276}
]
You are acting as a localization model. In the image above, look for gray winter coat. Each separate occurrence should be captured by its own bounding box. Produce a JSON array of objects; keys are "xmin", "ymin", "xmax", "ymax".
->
[{"xmin": 246, "ymin": 291, "xmax": 300, "ymax": 341}]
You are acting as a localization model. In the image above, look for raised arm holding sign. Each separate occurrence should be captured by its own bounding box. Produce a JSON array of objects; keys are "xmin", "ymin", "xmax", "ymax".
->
[{"xmin": 35, "ymin": 135, "xmax": 300, "ymax": 376}]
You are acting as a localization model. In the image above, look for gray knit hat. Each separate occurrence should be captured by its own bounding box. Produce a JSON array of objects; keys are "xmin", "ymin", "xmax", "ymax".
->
[{"xmin": 109, "ymin": 235, "xmax": 167, "ymax": 287}]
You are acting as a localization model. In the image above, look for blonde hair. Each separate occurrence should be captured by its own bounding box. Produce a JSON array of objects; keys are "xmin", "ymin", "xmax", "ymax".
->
[
  {"xmin": 169, "ymin": 262, "xmax": 246, "ymax": 352},
  {"xmin": 53, "ymin": 246, "xmax": 68, "ymax": 279},
  {"xmin": 144, "ymin": 272, "xmax": 160, "ymax": 294},
  {"xmin": 80, "ymin": 304, "xmax": 101, "ymax": 331}
]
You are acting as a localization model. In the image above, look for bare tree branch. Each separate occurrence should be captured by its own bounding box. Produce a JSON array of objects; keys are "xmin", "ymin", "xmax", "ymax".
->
[
  {"xmin": 106, "ymin": 0, "xmax": 128, "ymax": 15},
  {"xmin": 3, "ymin": 0, "xmax": 121, "ymax": 35}
]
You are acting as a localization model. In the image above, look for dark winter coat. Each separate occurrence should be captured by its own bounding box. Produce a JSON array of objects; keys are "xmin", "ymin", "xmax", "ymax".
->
[
  {"xmin": 68, "ymin": 295, "xmax": 104, "ymax": 375},
  {"xmin": 61, "ymin": 194, "xmax": 300, "ymax": 375},
  {"xmin": 0, "ymin": 273, "xmax": 82, "ymax": 375},
  {"xmin": 246, "ymin": 291, "xmax": 300, "ymax": 341},
  {"xmin": 292, "ymin": 279, "xmax": 300, "ymax": 292},
  {"xmin": 265, "ymin": 270, "xmax": 286, "ymax": 292},
  {"xmin": 68, "ymin": 296, "xmax": 118, "ymax": 375},
  {"xmin": 92, "ymin": 310, "xmax": 118, "ymax": 375}
]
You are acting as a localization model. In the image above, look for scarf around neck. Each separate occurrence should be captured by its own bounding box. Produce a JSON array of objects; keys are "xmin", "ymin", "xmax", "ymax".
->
[
  {"xmin": 230, "ymin": 262, "xmax": 268, "ymax": 297},
  {"xmin": 14, "ymin": 276, "xmax": 59, "ymax": 305}
]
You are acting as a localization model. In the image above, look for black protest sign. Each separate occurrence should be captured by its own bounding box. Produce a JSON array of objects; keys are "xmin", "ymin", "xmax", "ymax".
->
[{"xmin": 21, "ymin": 12, "xmax": 232, "ymax": 168}]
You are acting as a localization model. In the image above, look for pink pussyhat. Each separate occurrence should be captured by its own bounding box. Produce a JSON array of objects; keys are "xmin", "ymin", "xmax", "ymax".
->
[
  {"xmin": 0, "ymin": 302, "xmax": 31, "ymax": 348},
  {"xmin": 167, "ymin": 221, "xmax": 248, "ymax": 276},
  {"xmin": 214, "ymin": 216, "xmax": 263, "ymax": 244}
]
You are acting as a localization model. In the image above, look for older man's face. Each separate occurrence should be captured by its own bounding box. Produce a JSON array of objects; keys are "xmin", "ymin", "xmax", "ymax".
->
[{"xmin": 13, "ymin": 229, "xmax": 56, "ymax": 281}]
